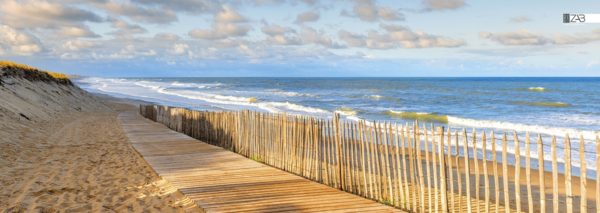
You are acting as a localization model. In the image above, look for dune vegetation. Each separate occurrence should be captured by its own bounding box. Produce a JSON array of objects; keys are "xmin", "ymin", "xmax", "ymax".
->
[{"xmin": 0, "ymin": 61, "xmax": 71, "ymax": 85}]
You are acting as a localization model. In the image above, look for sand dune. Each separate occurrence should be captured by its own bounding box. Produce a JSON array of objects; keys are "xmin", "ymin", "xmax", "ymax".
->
[{"xmin": 0, "ymin": 66, "xmax": 200, "ymax": 212}]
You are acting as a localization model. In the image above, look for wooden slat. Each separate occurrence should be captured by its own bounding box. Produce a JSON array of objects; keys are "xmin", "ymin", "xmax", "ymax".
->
[
  {"xmin": 525, "ymin": 133, "xmax": 533, "ymax": 213},
  {"xmin": 579, "ymin": 135, "xmax": 587, "ymax": 213},
  {"xmin": 565, "ymin": 135, "xmax": 573, "ymax": 213},
  {"xmin": 597, "ymin": 135, "xmax": 600, "ymax": 213},
  {"xmin": 502, "ymin": 133, "xmax": 510, "ymax": 213},
  {"xmin": 463, "ymin": 129, "xmax": 472, "ymax": 213},
  {"xmin": 537, "ymin": 135, "xmax": 545, "ymax": 213},
  {"xmin": 552, "ymin": 136, "xmax": 559, "ymax": 213},
  {"xmin": 513, "ymin": 132, "xmax": 521, "ymax": 213},
  {"xmin": 137, "ymin": 105, "xmax": 518, "ymax": 213}
]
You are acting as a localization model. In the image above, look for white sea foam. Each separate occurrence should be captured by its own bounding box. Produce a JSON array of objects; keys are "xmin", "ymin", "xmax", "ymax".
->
[
  {"xmin": 150, "ymin": 87, "xmax": 329, "ymax": 117},
  {"xmin": 265, "ymin": 89, "xmax": 315, "ymax": 97},
  {"xmin": 447, "ymin": 116, "xmax": 598, "ymax": 141},
  {"xmin": 528, "ymin": 86, "xmax": 546, "ymax": 91},
  {"xmin": 77, "ymin": 77, "xmax": 599, "ymax": 171},
  {"xmin": 335, "ymin": 107, "xmax": 358, "ymax": 116},
  {"xmin": 384, "ymin": 110, "xmax": 598, "ymax": 141},
  {"xmin": 387, "ymin": 110, "xmax": 430, "ymax": 115},
  {"xmin": 369, "ymin": 95, "xmax": 383, "ymax": 100},
  {"xmin": 171, "ymin": 81, "xmax": 222, "ymax": 89},
  {"xmin": 135, "ymin": 81, "xmax": 161, "ymax": 90},
  {"xmin": 259, "ymin": 101, "xmax": 329, "ymax": 114}
]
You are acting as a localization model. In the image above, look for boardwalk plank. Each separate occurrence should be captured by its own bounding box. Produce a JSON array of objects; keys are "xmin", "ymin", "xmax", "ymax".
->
[{"xmin": 118, "ymin": 112, "xmax": 402, "ymax": 213}]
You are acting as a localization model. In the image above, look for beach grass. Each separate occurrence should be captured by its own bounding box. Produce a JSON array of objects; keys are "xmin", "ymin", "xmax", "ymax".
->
[{"xmin": 0, "ymin": 60, "xmax": 71, "ymax": 85}]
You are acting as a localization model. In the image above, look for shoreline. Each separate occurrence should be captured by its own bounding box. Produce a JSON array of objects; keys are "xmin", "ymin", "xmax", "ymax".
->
[
  {"xmin": 102, "ymin": 94, "xmax": 600, "ymax": 212},
  {"xmin": 78, "ymin": 77, "xmax": 600, "ymax": 142}
]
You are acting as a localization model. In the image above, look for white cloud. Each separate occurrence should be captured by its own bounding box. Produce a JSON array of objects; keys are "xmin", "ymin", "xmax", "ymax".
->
[
  {"xmin": 345, "ymin": 0, "xmax": 404, "ymax": 22},
  {"xmin": 0, "ymin": 25, "xmax": 43, "ymax": 55},
  {"xmin": 189, "ymin": 23, "xmax": 251, "ymax": 40},
  {"xmin": 340, "ymin": 24, "xmax": 465, "ymax": 49},
  {"xmin": 108, "ymin": 44, "xmax": 156, "ymax": 59},
  {"xmin": 261, "ymin": 24, "xmax": 301, "ymax": 45},
  {"xmin": 480, "ymin": 29, "xmax": 600, "ymax": 46},
  {"xmin": 267, "ymin": 35, "xmax": 302, "ymax": 45},
  {"xmin": 109, "ymin": 19, "xmax": 148, "ymax": 36},
  {"xmin": 154, "ymin": 33, "xmax": 181, "ymax": 41},
  {"xmin": 261, "ymin": 24, "xmax": 295, "ymax": 36},
  {"xmin": 99, "ymin": 1, "xmax": 178, "ymax": 24},
  {"xmin": 423, "ymin": 0, "xmax": 466, "ymax": 11},
  {"xmin": 58, "ymin": 26, "xmax": 100, "ymax": 38},
  {"xmin": 510, "ymin": 16, "xmax": 531, "ymax": 23},
  {"xmin": 62, "ymin": 40, "xmax": 98, "ymax": 51},
  {"xmin": 130, "ymin": 0, "xmax": 220, "ymax": 14},
  {"xmin": 260, "ymin": 24, "xmax": 342, "ymax": 48},
  {"xmin": 295, "ymin": 11, "xmax": 320, "ymax": 24},
  {"xmin": 215, "ymin": 6, "xmax": 247, "ymax": 23},
  {"xmin": 299, "ymin": 27, "xmax": 345, "ymax": 48},
  {"xmin": 170, "ymin": 43, "xmax": 190, "ymax": 55},
  {"xmin": 188, "ymin": 7, "xmax": 251, "ymax": 40},
  {"xmin": 0, "ymin": 0, "xmax": 102, "ymax": 29},
  {"xmin": 480, "ymin": 30, "xmax": 550, "ymax": 45},
  {"xmin": 338, "ymin": 30, "xmax": 367, "ymax": 47}
]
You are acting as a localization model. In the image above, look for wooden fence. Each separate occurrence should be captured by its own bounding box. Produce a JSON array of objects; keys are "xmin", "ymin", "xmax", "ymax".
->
[{"xmin": 139, "ymin": 104, "xmax": 599, "ymax": 213}]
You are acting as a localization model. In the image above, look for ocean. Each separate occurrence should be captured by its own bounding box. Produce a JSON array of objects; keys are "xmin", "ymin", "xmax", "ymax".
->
[{"xmin": 77, "ymin": 77, "xmax": 600, "ymax": 174}]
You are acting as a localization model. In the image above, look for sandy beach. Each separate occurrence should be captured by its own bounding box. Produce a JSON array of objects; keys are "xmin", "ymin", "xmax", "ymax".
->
[
  {"xmin": 1, "ymin": 62, "xmax": 598, "ymax": 212},
  {"xmin": 0, "ymin": 69, "xmax": 200, "ymax": 212}
]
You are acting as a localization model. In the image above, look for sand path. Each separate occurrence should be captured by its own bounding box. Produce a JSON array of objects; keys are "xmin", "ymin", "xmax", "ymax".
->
[{"xmin": 1, "ymin": 108, "xmax": 201, "ymax": 212}]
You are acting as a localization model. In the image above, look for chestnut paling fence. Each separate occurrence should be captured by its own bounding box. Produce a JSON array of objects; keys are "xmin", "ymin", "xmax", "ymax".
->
[{"xmin": 139, "ymin": 104, "xmax": 599, "ymax": 213}]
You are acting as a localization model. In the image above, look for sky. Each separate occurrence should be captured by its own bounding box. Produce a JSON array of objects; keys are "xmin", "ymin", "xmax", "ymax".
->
[{"xmin": 0, "ymin": 0, "xmax": 599, "ymax": 77}]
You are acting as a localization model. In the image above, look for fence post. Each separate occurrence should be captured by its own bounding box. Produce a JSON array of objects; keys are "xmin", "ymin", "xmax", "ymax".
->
[
  {"xmin": 537, "ymin": 135, "xmax": 545, "ymax": 213},
  {"xmin": 502, "ymin": 133, "xmax": 510, "ymax": 213},
  {"xmin": 463, "ymin": 129, "xmax": 472, "ymax": 213},
  {"xmin": 551, "ymin": 136, "xmax": 559, "ymax": 213},
  {"xmin": 579, "ymin": 135, "xmax": 586, "ymax": 213},
  {"xmin": 138, "ymin": 105, "xmax": 600, "ymax": 213},
  {"xmin": 525, "ymin": 133, "xmax": 533, "ymax": 213},
  {"xmin": 596, "ymin": 135, "xmax": 600, "ymax": 213},
  {"xmin": 565, "ymin": 134, "xmax": 573, "ymax": 213},
  {"xmin": 482, "ymin": 131, "xmax": 490, "ymax": 213},
  {"xmin": 438, "ymin": 127, "xmax": 448, "ymax": 213},
  {"xmin": 514, "ymin": 132, "xmax": 521, "ymax": 213},
  {"xmin": 333, "ymin": 113, "xmax": 343, "ymax": 190},
  {"xmin": 473, "ymin": 129, "xmax": 480, "ymax": 213},
  {"xmin": 491, "ymin": 131, "xmax": 499, "ymax": 213}
]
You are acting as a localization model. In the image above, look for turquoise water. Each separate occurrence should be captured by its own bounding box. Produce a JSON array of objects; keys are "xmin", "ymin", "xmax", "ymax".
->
[
  {"xmin": 78, "ymin": 77, "xmax": 600, "ymax": 137},
  {"xmin": 78, "ymin": 77, "xmax": 600, "ymax": 175}
]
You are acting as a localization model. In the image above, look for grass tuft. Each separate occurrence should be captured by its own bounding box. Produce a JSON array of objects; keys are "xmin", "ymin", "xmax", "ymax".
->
[{"xmin": 0, "ymin": 60, "xmax": 72, "ymax": 85}]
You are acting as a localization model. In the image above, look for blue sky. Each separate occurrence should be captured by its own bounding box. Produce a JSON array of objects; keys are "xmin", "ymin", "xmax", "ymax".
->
[{"xmin": 1, "ymin": 0, "xmax": 599, "ymax": 77}]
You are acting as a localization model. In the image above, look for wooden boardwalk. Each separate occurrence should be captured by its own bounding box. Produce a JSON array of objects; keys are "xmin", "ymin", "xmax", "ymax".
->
[{"xmin": 118, "ymin": 111, "xmax": 403, "ymax": 212}]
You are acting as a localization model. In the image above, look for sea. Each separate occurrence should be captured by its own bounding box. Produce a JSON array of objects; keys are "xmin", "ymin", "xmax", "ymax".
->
[{"xmin": 77, "ymin": 77, "xmax": 600, "ymax": 175}]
